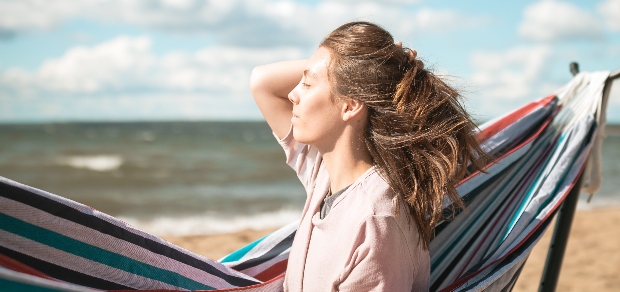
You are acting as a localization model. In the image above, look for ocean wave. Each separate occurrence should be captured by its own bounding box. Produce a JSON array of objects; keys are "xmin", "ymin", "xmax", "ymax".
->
[
  {"xmin": 118, "ymin": 208, "xmax": 302, "ymax": 237},
  {"xmin": 58, "ymin": 155, "xmax": 124, "ymax": 172}
]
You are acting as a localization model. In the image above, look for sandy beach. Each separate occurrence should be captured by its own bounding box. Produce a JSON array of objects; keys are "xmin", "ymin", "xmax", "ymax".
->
[
  {"xmin": 513, "ymin": 206, "xmax": 620, "ymax": 291},
  {"xmin": 164, "ymin": 206, "xmax": 620, "ymax": 291}
]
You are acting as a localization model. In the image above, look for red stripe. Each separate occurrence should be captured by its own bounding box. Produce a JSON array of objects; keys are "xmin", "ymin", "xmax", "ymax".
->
[
  {"xmin": 439, "ymin": 160, "xmax": 587, "ymax": 292},
  {"xmin": 0, "ymin": 254, "xmax": 55, "ymax": 280},
  {"xmin": 455, "ymin": 107, "xmax": 557, "ymax": 191},
  {"xmin": 253, "ymin": 259, "xmax": 288, "ymax": 282},
  {"xmin": 448, "ymin": 118, "xmax": 551, "ymax": 277},
  {"xmin": 453, "ymin": 136, "xmax": 556, "ymax": 280},
  {"xmin": 478, "ymin": 95, "xmax": 556, "ymax": 141}
]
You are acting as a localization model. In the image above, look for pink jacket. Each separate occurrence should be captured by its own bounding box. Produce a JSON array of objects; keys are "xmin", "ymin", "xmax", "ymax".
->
[{"xmin": 278, "ymin": 129, "xmax": 430, "ymax": 291}]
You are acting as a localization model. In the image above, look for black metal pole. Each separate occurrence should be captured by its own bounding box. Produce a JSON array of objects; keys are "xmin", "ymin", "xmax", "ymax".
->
[
  {"xmin": 538, "ymin": 66, "xmax": 619, "ymax": 291},
  {"xmin": 538, "ymin": 174, "xmax": 583, "ymax": 292},
  {"xmin": 537, "ymin": 62, "xmax": 583, "ymax": 292}
]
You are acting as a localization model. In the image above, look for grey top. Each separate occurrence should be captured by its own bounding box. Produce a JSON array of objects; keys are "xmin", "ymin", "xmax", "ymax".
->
[{"xmin": 319, "ymin": 185, "xmax": 350, "ymax": 219}]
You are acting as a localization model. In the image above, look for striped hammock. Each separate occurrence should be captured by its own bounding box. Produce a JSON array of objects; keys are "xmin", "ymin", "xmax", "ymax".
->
[{"xmin": 0, "ymin": 71, "xmax": 612, "ymax": 291}]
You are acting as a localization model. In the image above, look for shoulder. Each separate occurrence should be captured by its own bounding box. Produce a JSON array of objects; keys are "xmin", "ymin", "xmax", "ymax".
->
[
  {"xmin": 351, "ymin": 168, "xmax": 423, "ymax": 251},
  {"xmin": 331, "ymin": 167, "xmax": 419, "ymax": 240},
  {"xmin": 353, "ymin": 168, "xmax": 403, "ymax": 218}
]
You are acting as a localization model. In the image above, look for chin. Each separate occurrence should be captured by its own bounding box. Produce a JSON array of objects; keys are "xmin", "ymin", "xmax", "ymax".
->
[
  {"xmin": 292, "ymin": 129, "xmax": 305, "ymax": 143},
  {"xmin": 292, "ymin": 128, "xmax": 313, "ymax": 145}
]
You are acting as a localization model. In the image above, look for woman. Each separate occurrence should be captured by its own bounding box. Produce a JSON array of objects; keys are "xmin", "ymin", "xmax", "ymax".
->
[{"xmin": 250, "ymin": 22, "xmax": 488, "ymax": 291}]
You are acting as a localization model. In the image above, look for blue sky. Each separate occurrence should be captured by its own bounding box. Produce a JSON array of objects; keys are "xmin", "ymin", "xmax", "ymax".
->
[{"xmin": 1, "ymin": 0, "xmax": 619, "ymax": 123}]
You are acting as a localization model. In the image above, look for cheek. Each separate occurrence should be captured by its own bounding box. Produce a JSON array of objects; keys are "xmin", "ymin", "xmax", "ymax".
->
[
  {"xmin": 292, "ymin": 89, "xmax": 341, "ymax": 142},
  {"xmin": 294, "ymin": 109, "xmax": 341, "ymax": 144}
]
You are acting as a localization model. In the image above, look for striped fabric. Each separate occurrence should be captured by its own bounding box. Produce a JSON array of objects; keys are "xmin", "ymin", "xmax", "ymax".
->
[{"xmin": 0, "ymin": 71, "xmax": 611, "ymax": 291}]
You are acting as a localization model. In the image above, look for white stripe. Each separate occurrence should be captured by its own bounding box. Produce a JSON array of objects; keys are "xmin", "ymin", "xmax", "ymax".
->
[
  {"xmin": 492, "ymin": 135, "xmax": 590, "ymax": 263},
  {"xmin": 442, "ymin": 137, "xmax": 533, "ymax": 209},
  {"xmin": 492, "ymin": 118, "xmax": 591, "ymax": 260},
  {"xmin": 0, "ymin": 176, "xmax": 258, "ymax": 283},
  {"xmin": 0, "ymin": 197, "xmax": 242, "ymax": 289},
  {"xmin": 480, "ymin": 102, "xmax": 551, "ymax": 154},
  {"xmin": 233, "ymin": 221, "xmax": 297, "ymax": 264},
  {"xmin": 0, "ymin": 230, "xmax": 182, "ymax": 290},
  {"xmin": 239, "ymin": 250, "xmax": 290, "ymax": 277}
]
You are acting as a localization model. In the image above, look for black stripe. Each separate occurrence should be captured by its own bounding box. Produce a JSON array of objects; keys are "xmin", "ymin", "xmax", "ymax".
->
[
  {"xmin": 0, "ymin": 245, "xmax": 132, "ymax": 290},
  {"xmin": 454, "ymin": 216, "xmax": 553, "ymax": 291},
  {"xmin": 231, "ymin": 231, "xmax": 295, "ymax": 271},
  {"xmin": 500, "ymin": 263, "xmax": 525, "ymax": 292},
  {"xmin": 0, "ymin": 179, "xmax": 259, "ymax": 287},
  {"xmin": 430, "ymin": 198, "xmax": 503, "ymax": 292}
]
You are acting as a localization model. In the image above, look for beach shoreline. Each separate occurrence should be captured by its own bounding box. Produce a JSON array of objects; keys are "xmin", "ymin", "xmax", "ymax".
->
[{"xmin": 163, "ymin": 205, "xmax": 620, "ymax": 291}]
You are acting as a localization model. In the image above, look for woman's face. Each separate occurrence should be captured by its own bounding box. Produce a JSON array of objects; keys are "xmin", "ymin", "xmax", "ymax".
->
[{"xmin": 288, "ymin": 47, "xmax": 345, "ymax": 148}]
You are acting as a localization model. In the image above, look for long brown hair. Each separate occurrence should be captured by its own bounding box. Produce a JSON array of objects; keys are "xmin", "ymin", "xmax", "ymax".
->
[{"xmin": 320, "ymin": 21, "xmax": 489, "ymax": 249}]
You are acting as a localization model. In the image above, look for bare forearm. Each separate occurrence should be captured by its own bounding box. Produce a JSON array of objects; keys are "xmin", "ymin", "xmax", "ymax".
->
[
  {"xmin": 250, "ymin": 59, "xmax": 307, "ymax": 100},
  {"xmin": 250, "ymin": 59, "xmax": 307, "ymax": 139}
]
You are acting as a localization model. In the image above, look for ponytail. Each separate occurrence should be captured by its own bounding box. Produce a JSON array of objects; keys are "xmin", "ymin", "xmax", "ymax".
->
[{"xmin": 321, "ymin": 21, "xmax": 489, "ymax": 249}]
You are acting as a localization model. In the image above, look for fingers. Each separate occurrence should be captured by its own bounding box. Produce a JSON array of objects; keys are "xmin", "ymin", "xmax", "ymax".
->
[
  {"xmin": 395, "ymin": 41, "xmax": 417, "ymax": 62},
  {"xmin": 408, "ymin": 49, "xmax": 417, "ymax": 61}
]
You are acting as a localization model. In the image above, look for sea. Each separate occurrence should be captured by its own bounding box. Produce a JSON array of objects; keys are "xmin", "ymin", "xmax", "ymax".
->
[{"xmin": 1, "ymin": 122, "xmax": 619, "ymax": 237}]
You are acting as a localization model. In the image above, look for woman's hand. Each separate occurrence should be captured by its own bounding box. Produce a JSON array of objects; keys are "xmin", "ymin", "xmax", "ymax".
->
[
  {"xmin": 394, "ymin": 41, "xmax": 417, "ymax": 61},
  {"xmin": 250, "ymin": 60, "xmax": 307, "ymax": 139}
]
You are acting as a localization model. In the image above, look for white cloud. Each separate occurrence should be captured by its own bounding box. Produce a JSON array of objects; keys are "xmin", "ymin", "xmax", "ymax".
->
[
  {"xmin": 598, "ymin": 0, "xmax": 620, "ymax": 31},
  {"xmin": 251, "ymin": 1, "xmax": 486, "ymax": 43},
  {"xmin": 0, "ymin": 36, "xmax": 304, "ymax": 94},
  {"xmin": 0, "ymin": 0, "xmax": 482, "ymax": 46},
  {"xmin": 0, "ymin": 0, "xmax": 79, "ymax": 32},
  {"xmin": 0, "ymin": 35, "xmax": 305, "ymax": 121},
  {"xmin": 519, "ymin": 0, "xmax": 604, "ymax": 42},
  {"xmin": 467, "ymin": 45, "xmax": 562, "ymax": 119},
  {"xmin": 470, "ymin": 45, "xmax": 552, "ymax": 99}
]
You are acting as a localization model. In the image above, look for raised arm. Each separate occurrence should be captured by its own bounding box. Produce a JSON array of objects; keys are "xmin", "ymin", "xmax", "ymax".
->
[{"xmin": 250, "ymin": 60, "xmax": 307, "ymax": 139}]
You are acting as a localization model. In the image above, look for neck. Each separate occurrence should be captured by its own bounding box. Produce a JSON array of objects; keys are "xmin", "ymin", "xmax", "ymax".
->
[{"xmin": 318, "ymin": 128, "xmax": 374, "ymax": 192}]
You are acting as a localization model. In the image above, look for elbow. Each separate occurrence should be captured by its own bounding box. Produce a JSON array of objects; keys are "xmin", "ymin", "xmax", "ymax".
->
[{"xmin": 250, "ymin": 65, "xmax": 266, "ymax": 99}]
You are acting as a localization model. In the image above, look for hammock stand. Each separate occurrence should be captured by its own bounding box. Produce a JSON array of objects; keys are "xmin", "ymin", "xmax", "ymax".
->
[{"xmin": 539, "ymin": 65, "xmax": 620, "ymax": 292}]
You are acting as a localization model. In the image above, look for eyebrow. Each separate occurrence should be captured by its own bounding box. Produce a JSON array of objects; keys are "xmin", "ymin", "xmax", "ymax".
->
[{"xmin": 303, "ymin": 69, "xmax": 319, "ymax": 80}]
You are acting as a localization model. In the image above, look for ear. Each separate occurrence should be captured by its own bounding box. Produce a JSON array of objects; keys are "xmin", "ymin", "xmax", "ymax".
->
[{"xmin": 341, "ymin": 98, "xmax": 366, "ymax": 122}]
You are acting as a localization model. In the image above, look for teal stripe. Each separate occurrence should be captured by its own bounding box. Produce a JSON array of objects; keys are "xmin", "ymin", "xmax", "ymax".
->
[
  {"xmin": 220, "ymin": 235, "xmax": 267, "ymax": 263},
  {"xmin": 0, "ymin": 277, "xmax": 68, "ymax": 292},
  {"xmin": 0, "ymin": 213, "xmax": 215, "ymax": 290},
  {"xmin": 430, "ymin": 131, "xmax": 551, "ymax": 270},
  {"xmin": 503, "ymin": 130, "xmax": 564, "ymax": 240}
]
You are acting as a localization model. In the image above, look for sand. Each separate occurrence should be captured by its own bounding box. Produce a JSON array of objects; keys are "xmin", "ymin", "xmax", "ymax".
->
[
  {"xmin": 513, "ymin": 206, "xmax": 620, "ymax": 291},
  {"xmin": 163, "ymin": 206, "xmax": 620, "ymax": 291},
  {"xmin": 163, "ymin": 228, "xmax": 277, "ymax": 261}
]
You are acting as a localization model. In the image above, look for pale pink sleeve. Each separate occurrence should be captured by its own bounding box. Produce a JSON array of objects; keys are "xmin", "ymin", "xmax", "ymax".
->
[
  {"xmin": 275, "ymin": 126, "xmax": 321, "ymax": 191},
  {"xmin": 338, "ymin": 215, "xmax": 419, "ymax": 292}
]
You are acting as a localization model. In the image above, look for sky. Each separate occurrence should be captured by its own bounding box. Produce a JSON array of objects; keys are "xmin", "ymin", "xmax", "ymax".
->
[{"xmin": 0, "ymin": 0, "xmax": 619, "ymax": 123}]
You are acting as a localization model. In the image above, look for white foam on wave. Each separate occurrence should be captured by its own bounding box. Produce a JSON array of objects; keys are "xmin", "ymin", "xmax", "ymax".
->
[
  {"xmin": 59, "ymin": 155, "xmax": 124, "ymax": 172},
  {"xmin": 119, "ymin": 208, "xmax": 302, "ymax": 237}
]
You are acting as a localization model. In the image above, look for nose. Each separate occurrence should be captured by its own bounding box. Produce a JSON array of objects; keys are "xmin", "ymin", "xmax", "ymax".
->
[{"xmin": 288, "ymin": 86, "xmax": 300, "ymax": 105}]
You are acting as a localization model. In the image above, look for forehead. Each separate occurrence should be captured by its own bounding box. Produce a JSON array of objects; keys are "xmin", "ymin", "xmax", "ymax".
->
[{"xmin": 304, "ymin": 47, "xmax": 331, "ymax": 79}]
